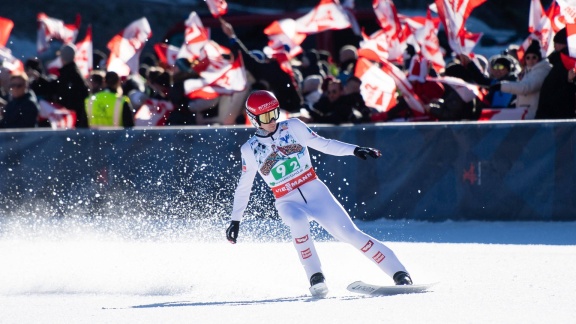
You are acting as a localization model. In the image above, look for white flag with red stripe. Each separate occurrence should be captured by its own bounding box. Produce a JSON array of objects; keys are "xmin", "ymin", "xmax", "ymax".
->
[
  {"xmin": 177, "ymin": 11, "xmax": 210, "ymax": 61},
  {"xmin": 0, "ymin": 46, "xmax": 24, "ymax": 74},
  {"xmin": 380, "ymin": 59, "xmax": 425, "ymax": 113},
  {"xmin": 557, "ymin": 0, "xmax": 576, "ymax": 24},
  {"xmin": 37, "ymin": 13, "xmax": 80, "ymax": 53},
  {"xmin": 38, "ymin": 99, "xmax": 77, "ymax": 129},
  {"xmin": 45, "ymin": 25, "xmax": 93, "ymax": 78},
  {"xmin": 153, "ymin": 43, "xmax": 180, "ymax": 68},
  {"xmin": 433, "ymin": 0, "xmax": 486, "ymax": 55},
  {"xmin": 354, "ymin": 57, "xmax": 397, "ymax": 112},
  {"xmin": 184, "ymin": 52, "xmax": 246, "ymax": 99},
  {"xmin": 0, "ymin": 16, "xmax": 14, "ymax": 48},
  {"xmin": 264, "ymin": 19, "xmax": 306, "ymax": 58},
  {"xmin": 106, "ymin": 17, "xmax": 152, "ymax": 77},
  {"xmin": 294, "ymin": 0, "xmax": 352, "ymax": 34},
  {"xmin": 412, "ymin": 10, "xmax": 445, "ymax": 73},
  {"xmin": 205, "ymin": 0, "xmax": 228, "ymax": 18},
  {"xmin": 134, "ymin": 98, "xmax": 174, "ymax": 126},
  {"xmin": 517, "ymin": 0, "xmax": 555, "ymax": 61},
  {"xmin": 358, "ymin": 29, "xmax": 398, "ymax": 63}
]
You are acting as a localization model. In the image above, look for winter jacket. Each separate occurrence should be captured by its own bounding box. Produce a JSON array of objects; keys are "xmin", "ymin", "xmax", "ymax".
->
[
  {"xmin": 0, "ymin": 91, "xmax": 39, "ymax": 128},
  {"xmin": 500, "ymin": 59, "xmax": 552, "ymax": 119},
  {"xmin": 535, "ymin": 49, "xmax": 576, "ymax": 119}
]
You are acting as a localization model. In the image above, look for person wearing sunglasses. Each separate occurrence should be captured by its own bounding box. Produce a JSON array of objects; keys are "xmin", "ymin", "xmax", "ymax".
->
[
  {"xmin": 226, "ymin": 90, "xmax": 413, "ymax": 297},
  {"xmin": 0, "ymin": 73, "xmax": 39, "ymax": 129},
  {"xmin": 458, "ymin": 53, "xmax": 518, "ymax": 108},
  {"xmin": 491, "ymin": 41, "xmax": 552, "ymax": 119}
]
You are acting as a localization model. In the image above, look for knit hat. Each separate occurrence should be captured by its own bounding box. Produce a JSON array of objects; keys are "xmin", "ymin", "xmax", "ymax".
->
[
  {"xmin": 525, "ymin": 40, "xmax": 542, "ymax": 60},
  {"xmin": 60, "ymin": 44, "xmax": 76, "ymax": 64},
  {"xmin": 492, "ymin": 57, "xmax": 511, "ymax": 71},
  {"xmin": 553, "ymin": 27, "xmax": 567, "ymax": 45}
]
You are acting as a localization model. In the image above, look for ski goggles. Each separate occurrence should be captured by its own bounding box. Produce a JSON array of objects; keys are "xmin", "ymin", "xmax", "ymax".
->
[{"xmin": 257, "ymin": 108, "xmax": 280, "ymax": 124}]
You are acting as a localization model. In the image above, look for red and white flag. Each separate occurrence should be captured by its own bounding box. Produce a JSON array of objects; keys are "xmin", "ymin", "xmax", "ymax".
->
[
  {"xmin": 359, "ymin": 29, "xmax": 398, "ymax": 63},
  {"xmin": 479, "ymin": 108, "xmax": 528, "ymax": 121},
  {"xmin": 294, "ymin": 0, "xmax": 352, "ymax": 34},
  {"xmin": 153, "ymin": 43, "xmax": 180, "ymax": 68},
  {"xmin": 177, "ymin": 11, "xmax": 210, "ymax": 61},
  {"xmin": 45, "ymin": 25, "xmax": 93, "ymax": 78},
  {"xmin": 557, "ymin": 0, "xmax": 576, "ymax": 24},
  {"xmin": 106, "ymin": 17, "xmax": 152, "ymax": 77},
  {"xmin": 74, "ymin": 25, "xmax": 93, "ymax": 78},
  {"xmin": 354, "ymin": 57, "xmax": 397, "ymax": 112},
  {"xmin": 37, "ymin": 13, "xmax": 81, "ymax": 53},
  {"xmin": 205, "ymin": 0, "xmax": 228, "ymax": 18},
  {"xmin": 517, "ymin": 0, "xmax": 555, "ymax": 61},
  {"xmin": 0, "ymin": 17, "xmax": 14, "ymax": 48},
  {"xmin": 0, "ymin": 46, "xmax": 24, "ymax": 74},
  {"xmin": 184, "ymin": 52, "xmax": 246, "ymax": 100},
  {"xmin": 433, "ymin": 0, "xmax": 486, "ymax": 55},
  {"xmin": 134, "ymin": 98, "xmax": 174, "ymax": 126},
  {"xmin": 380, "ymin": 59, "xmax": 425, "ymax": 113},
  {"xmin": 412, "ymin": 10, "xmax": 445, "ymax": 73},
  {"xmin": 264, "ymin": 19, "xmax": 306, "ymax": 58},
  {"xmin": 38, "ymin": 99, "xmax": 77, "ymax": 130}
]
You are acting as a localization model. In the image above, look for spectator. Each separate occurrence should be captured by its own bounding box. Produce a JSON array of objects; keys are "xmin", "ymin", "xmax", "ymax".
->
[
  {"xmin": 458, "ymin": 53, "xmax": 517, "ymax": 108},
  {"xmin": 494, "ymin": 40, "xmax": 552, "ymax": 119},
  {"xmin": 307, "ymin": 77, "xmax": 370, "ymax": 124},
  {"xmin": 0, "ymin": 73, "xmax": 39, "ymax": 128},
  {"xmin": 336, "ymin": 45, "xmax": 358, "ymax": 84},
  {"xmin": 166, "ymin": 57, "xmax": 198, "ymax": 125},
  {"xmin": 85, "ymin": 71, "xmax": 134, "ymax": 128},
  {"xmin": 53, "ymin": 43, "xmax": 90, "ymax": 128},
  {"xmin": 535, "ymin": 27, "xmax": 576, "ymax": 119},
  {"xmin": 87, "ymin": 70, "xmax": 106, "ymax": 94},
  {"xmin": 220, "ymin": 18, "xmax": 303, "ymax": 113}
]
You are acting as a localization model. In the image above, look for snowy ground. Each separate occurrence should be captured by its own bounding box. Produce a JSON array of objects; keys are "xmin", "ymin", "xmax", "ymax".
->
[{"xmin": 0, "ymin": 217, "xmax": 575, "ymax": 324}]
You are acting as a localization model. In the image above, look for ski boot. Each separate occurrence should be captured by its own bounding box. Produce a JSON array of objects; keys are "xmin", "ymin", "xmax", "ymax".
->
[
  {"xmin": 309, "ymin": 272, "xmax": 329, "ymax": 298},
  {"xmin": 393, "ymin": 271, "xmax": 413, "ymax": 285}
]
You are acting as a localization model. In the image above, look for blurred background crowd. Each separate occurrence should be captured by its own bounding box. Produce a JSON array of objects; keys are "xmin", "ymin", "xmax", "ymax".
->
[{"xmin": 0, "ymin": 0, "xmax": 574, "ymax": 130}]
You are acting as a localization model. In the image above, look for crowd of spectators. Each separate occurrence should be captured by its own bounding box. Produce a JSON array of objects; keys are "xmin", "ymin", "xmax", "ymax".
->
[{"xmin": 1, "ymin": 19, "xmax": 575, "ymax": 130}]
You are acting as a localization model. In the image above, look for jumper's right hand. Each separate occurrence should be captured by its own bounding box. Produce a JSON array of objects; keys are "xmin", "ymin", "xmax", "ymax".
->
[{"xmin": 226, "ymin": 221, "xmax": 240, "ymax": 244}]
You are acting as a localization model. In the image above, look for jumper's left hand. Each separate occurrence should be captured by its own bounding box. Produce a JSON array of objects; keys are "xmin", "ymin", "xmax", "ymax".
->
[{"xmin": 354, "ymin": 147, "xmax": 381, "ymax": 160}]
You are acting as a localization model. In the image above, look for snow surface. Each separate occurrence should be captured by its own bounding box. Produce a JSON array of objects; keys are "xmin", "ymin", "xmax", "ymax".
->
[{"xmin": 0, "ymin": 216, "xmax": 574, "ymax": 324}]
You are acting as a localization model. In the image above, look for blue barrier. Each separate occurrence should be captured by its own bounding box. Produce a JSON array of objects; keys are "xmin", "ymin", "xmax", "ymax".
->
[{"xmin": 1, "ymin": 120, "xmax": 575, "ymax": 221}]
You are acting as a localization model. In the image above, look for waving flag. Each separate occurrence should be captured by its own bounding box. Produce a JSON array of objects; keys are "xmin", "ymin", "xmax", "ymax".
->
[
  {"xmin": 0, "ymin": 46, "xmax": 24, "ymax": 73},
  {"xmin": 106, "ymin": 17, "xmax": 152, "ymax": 77},
  {"xmin": 178, "ymin": 11, "xmax": 210, "ymax": 61},
  {"xmin": 433, "ymin": 0, "xmax": 486, "ymax": 55},
  {"xmin": 517, "ymin": 0, "xmax": 555, "ymax": 61},
  {"xmin": 557, "ymin": 0, "xmax": 576, "ymax": 24},
  {"xmin": 0, "ymin": 17, "xmax": 14, "ymax": 48},
  {"xmin": 38, "ymin": 99, "xmax": 77, "ymax": 129},
  {"xmin": 134, "ymin": 98, "xmax": 174, "ymax": 126},
  {"xmin": 295, "ymin": 0, "xmax": 352, "ymax": 34},
  {"xmin": 264, "ymin": 19, "xmax": 306, "ymax": 58},
  {"xmin": 380, "ymin": 59, "xmax": 425, "ymax": 113},
  {"xmin": 354, "ymin": 57, "xmax": 397, "ymax": 112},
  {"xmin": 37, "ymin": 13, "xmax": 81, "ymax": 53},
  {"xmin": 184, "ymin": 52, "xmax": 246, "ymax": 100},
  {"xmin": 45, "ymin": 25, "xmax": 92, "ymax": 78},
  {"xmin": 359, "ymin": 29, "xmax": 398, "ymax": 63},
  {"xmin": 154, "ymin": 43, "xmax": 180, "ymax": 68},
  {"xmin": 205, "ymin": 0, "xmax": 228, "ymax": 18},
  {"xmin": 412, "ymin": 10, "xmax": 445, "ymax": 73}
]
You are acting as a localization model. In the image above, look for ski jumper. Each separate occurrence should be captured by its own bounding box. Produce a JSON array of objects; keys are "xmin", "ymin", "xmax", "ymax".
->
[{"xmin": 231, "ymin": 118, "xmax": 408, "ymax": 281}]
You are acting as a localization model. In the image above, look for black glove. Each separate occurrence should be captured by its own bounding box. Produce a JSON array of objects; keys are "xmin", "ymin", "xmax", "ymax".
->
[
  {"xmin": 354, "ymin": 147, "xmax": 382, "ymax": 160},
  {"xmin": 490, "ymin": 83, "xmax": 501, "ymax": 92},
  {"xmin": 226, "ymin": 221, "xmax": 240, "ymax": 244}
]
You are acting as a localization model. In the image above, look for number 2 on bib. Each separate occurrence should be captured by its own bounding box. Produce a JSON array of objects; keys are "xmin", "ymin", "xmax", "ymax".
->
[{"xmin": 271, "ymin": 157, "xmax": 300, "ymax": 180}]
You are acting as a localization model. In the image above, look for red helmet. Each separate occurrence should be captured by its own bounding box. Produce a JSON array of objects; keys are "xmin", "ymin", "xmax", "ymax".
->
[{"xmin": 245, "ymin": 90, "xmax": 280, "ymax": 127}]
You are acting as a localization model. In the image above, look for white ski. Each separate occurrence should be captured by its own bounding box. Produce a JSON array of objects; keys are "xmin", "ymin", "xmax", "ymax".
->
[{"xmin": 347, "ymin": 281, "xmax": 437, "ymax": 296}]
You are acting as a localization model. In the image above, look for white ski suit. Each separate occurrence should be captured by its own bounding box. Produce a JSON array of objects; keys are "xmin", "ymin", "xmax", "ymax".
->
[{"xmin": 231, "ymin": 118, "xmax": 408, "ymax": 282}]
